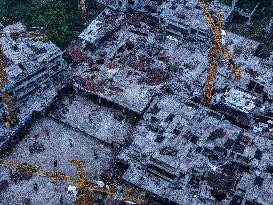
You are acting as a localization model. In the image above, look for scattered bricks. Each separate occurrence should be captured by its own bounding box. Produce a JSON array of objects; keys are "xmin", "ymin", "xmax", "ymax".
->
[
  {"xmin": 0, "ymin": 180, "xmax": 9, "ymax": 191},
  {"xmin": 195, "ymin": 146, "xmax": 202, "ymax": 153},
  {"xmin": 173, "ymin": 129, "xmax": 181, "ymax": 136},
  {"xmin": 75, "ymin": 75, "xmax": 84, "ymax": 85},
  {"xmin": 139, "ymin": 54, "xmax": 148, "ymax": 61},
  {"xmin": 126, "ymin": 70, "xmax": 133, "ymax": 77},
  {"xmin": 68, "ymin": 45, "xmax": 91, "ymax": 64},
  {"xmin": 113, "ymin": 113, "xmax": 124, "ymax": 121},
  {"xmin": 104, "ymin": 14, "xmax": 117, "ymax": 24},
  {"xmin": 158, "ymin": 51, "xmax": 170, "ymax": 62},
  {"xmin": 151, "ymin": 116, "xmax": 159, "ymax": 124},
  {"xmin": 107, "ymin": 61, "xmax": 116, "ymax": 69},
  {"xmin": 145, "ymin": 69, "xmax": 168, "ymax": 85},
  {"xmin": 90, "ymin": 63, "xmax": 98, "ymax": 71},
  {"xmin": 68, "ymin": 47, "xmax": 83, "ymax": 61},
  {"xmin": 110, "ymin": 33, "xmax": 118, "ymax": 41},
  {"xmin": 138, "ymin": 75, "xmax": 145, "ymax": 83},
  {"xmin": 99, "ymin": 50, "xmax": 107, "ymax": 57},
  {"xmin": 32, "ymin": 134, "xmax": 39, "ymax": 140},
  {"xmin": 137, "ymin": 62, "xmax": 148, "ymax": 72},
  {"xmin": 84, "ymin": 78, "xmax": 104, "ymax": 93},
  {"xmin": 110, "ymin": 84, "xmax": 123, "ymax": 92},
  {"xmin": 239, "ymin": 135, "xmax": 252, "ymax": 145},
  {"xmin": 188, "ymin": 176, "xmax": 200, "ymax": 189},
  {"xmin": 96, "ymin": 59, "xmax": 105, "ymax": 64},
  {"xmin": 183, "ymin": 130, "xmax": 194, "ymax": 140}
]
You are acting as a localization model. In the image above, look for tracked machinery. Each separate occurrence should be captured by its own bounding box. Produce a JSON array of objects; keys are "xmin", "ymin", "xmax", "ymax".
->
[
  {"xmin": 199, "ymin": 0, "xmax": 241, "ymax": 104},
  {"xmin": 0, "ymin": 159, "xmax": 146, "ymax": 205}
]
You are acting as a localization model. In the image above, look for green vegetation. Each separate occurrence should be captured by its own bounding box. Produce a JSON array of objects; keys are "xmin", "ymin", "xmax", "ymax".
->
[
  {"xmin": 220, "ymin": 0, "xmax": 273, "ymax": 58},
  {"xmin": 0, "ymin": 0, "xmax": 99, "ymax": 49},
  {"xmin": 219, "ymin": 0, "xmax": 232, "ymax": 6}
]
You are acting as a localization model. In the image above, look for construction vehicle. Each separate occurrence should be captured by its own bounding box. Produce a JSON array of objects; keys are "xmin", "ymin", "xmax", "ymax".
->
[
  {"xmin": 0, "ymin": 31, "xmax": 48, "ymax": 128},
  {"xmin": 199, "ymin": 0, "xmax": 241, "ymax": 104},
  {"xmin": 0, "ymin": 159, "xmax": 146, "ymax": 204},
  {"xmin": 78, "ymin": 0, "xmax": 87, "ymax": 17}
]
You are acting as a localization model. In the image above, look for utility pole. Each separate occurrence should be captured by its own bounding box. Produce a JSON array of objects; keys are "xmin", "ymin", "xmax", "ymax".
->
[
  {"xmin": 267, "ymin": 17, "xmax": 273, "ymax": 31},
  {"xmin": 231, "ymin": 0, "xmax": 238, "ymax": 10},
  {"xmin": 246, "ymin": 3, "xmax": 260, "ymax": 25}
]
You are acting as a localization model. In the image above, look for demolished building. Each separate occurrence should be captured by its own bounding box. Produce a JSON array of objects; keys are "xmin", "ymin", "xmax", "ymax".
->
[
  {"xmin": 0, "ymin": 0, "xmax": 272, "ymax": 204},
  {"xmin": 0, "ymin": 22, "xmax": 68, "ymax": 148},
  {"xmin": 62, "ymin": 3, "xmax": 273, "ymax": 204}
]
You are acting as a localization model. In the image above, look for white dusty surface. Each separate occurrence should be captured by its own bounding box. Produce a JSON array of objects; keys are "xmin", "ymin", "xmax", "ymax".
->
[{"xmin": 0, "ymin": 117, "xmax": 114, "ymax": 205}]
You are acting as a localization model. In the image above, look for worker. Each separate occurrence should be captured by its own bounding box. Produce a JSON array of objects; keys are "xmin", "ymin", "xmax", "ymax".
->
[
  {"xmin": 94, "ymin": 150, "xmax": 98, "ymax": 160},
  {"xmin": 29, "ymin": 145, "xmax": 33, "ymax": 154},
  {"xmin": 44, "ymin": 127, "xmax": 49, "ymax": 136},
  {"xmin": 68, "ymin": 139, "xmax": 73, "ymax": 147},
  {"xmin": 33, "ymin": 182, "xmax": 38, "ymax": 191},
  {"xmin": 54, "ymin": 160, "xmax": 58, "ymax": 167},
  {"xmin": 110, "ymin": 142, "xmax": 114, "ymax": 149},
  {"xmin": 59, "ymin": 194, "xmax": 63, "ymax": 204}
]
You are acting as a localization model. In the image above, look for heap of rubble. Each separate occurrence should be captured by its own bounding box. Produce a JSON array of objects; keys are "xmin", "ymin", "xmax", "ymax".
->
[{"xmin": 0, "ymin": 0, "xmax": 272, "ymax": 204}]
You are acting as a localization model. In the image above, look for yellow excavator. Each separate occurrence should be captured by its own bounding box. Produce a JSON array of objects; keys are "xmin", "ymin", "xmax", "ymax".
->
[
  {"xmin": 0, "ymin": 159, "xmax": 146, "ymax": 205},
  {"xmin": 199, "ymin": 0, "xmax": 241, "ymax": 104}
]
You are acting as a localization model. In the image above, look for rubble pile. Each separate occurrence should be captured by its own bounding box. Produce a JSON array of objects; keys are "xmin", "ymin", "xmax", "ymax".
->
[{"xmin": 0, "ymin": 0, "xmax": 272, "ymax": 205}]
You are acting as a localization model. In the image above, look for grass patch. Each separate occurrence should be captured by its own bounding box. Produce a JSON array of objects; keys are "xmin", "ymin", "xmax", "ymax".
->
[
  {"xmin": 0, "ymin": 0, "xmax": 100, "ymax": 49},
  {"xmin": 220, "ymin": 0, "xmax": 273, "ymax": 58}
]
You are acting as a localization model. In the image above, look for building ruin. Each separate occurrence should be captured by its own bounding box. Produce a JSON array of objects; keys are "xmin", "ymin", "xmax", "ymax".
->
[{"xmin": 0, "ymin": 0, "xmax": 272, "ymax": 205}]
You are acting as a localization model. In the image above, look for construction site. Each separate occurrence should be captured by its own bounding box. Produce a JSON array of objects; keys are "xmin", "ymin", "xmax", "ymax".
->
[{"xmin": 0, "ymin": 0, "xmax": 272, "ymax": 204}]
